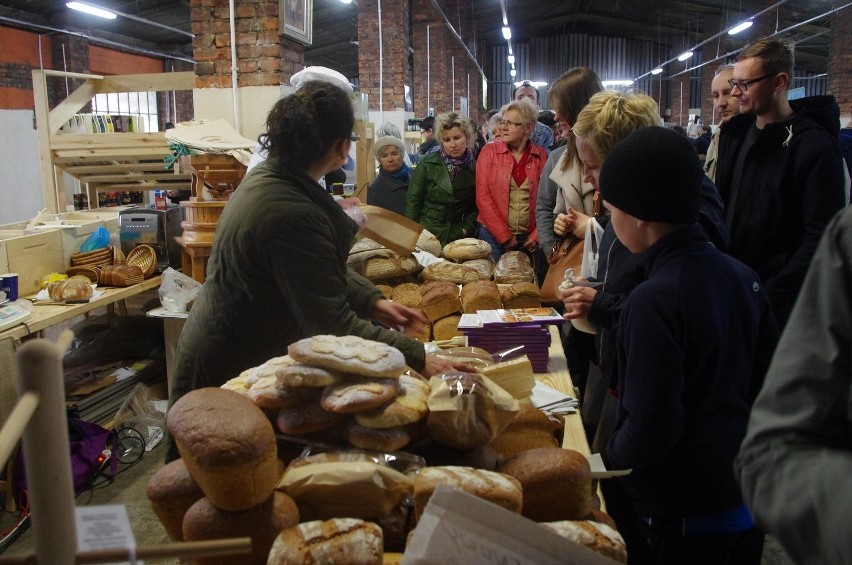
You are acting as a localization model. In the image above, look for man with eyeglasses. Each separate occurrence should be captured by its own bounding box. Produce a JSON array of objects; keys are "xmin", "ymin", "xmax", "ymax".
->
[
  {"xmin": 714, "ymin": 37, "xmax": 845, "ymax": 329},
  {"xmin": 513, "ymin": 80, "xmax": 554, "ymax": 154}
]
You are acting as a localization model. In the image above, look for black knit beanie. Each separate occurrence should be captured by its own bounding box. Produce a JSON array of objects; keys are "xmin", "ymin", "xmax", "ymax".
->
[{"xmin": 599, "ymin": 126, "xmax": 703, "ymax": 225}]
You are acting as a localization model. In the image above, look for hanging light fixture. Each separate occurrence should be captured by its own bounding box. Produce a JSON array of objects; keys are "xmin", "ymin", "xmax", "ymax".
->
[
  {"xmin": 508, "ymin": 54, "xmax": 515, "ymax": 65},
  {"xmin": 66, "ymin": 1, "xmax": 116, "ymax": 19},
  {"xmin": 677, "ymin": 50, "xmax": 694, "ymax": 61},
  {"xmin": 651, "ymin": 68, "xmax": 664, "ymax": 75},
  {"xmin": 510, "ymin": 68, "xmax": 517, "ymax": 78},
  {"xmin": 502, "ymin": 26, "xmax": 512, "ymax": 40},
  {"xmin": 728, "ymin": 20, "xmax": 753, "ymax": 35}
]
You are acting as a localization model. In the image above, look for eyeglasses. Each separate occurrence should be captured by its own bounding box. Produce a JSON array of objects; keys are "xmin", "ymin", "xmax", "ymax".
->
[
  {"xmin": 727, "ymin": 73, "xmax": 774, "ymax": 92},
  {"xmin": 499, "ymin": 119, "xmax": 525, "ymax": 128}
]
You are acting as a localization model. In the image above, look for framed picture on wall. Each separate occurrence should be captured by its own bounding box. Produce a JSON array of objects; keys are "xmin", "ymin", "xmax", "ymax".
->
[{"xmin": 280, "ymin": 0, "xmax": 313, "ymax": 45}]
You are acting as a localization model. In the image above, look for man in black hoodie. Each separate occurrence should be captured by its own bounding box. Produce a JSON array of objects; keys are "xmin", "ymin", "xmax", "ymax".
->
[{"xmin": 715, "ymin": 37, "xmax": 846, "ymax": 328}]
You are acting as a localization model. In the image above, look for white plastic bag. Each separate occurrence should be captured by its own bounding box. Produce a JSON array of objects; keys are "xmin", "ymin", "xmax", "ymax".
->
[
  {"xmin": 580, "ymin": 218, "xmax": 604, "ymax": 280},
  {"xmin": 157, "ymin": 267, "xmax": 202, "ymax": 313}
]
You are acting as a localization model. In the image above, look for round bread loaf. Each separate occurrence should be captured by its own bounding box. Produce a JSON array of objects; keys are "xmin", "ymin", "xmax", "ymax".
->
[
  {"xmin": 416, "ymin": 229, "xmax": 442, "ymax": 257},
  {"xmin": 288, "ymin": 335, "xmax": 406, "ymax": 378},
  {"xmin": 354, "ymin": 375, "xmax": 430, "ymax": 429},
  {"xmin": 267, "ymin": 518, "xmax": 383, "ymax": 565},
  {"xmin": 146, "ymin": 459, "xmax": 203, "ymax": 541},
  {"xmin": 166, "ymin": 388, "xmax": 278, "ymax": 511},
  {"xmin": 390, "ymin": 282, "xmax": 422, "ymax": 308},
  {"xmin": 412, "ymin": 466, "xmax": 523, "ymax": 521},
  {"xmin": 489, "ymin": 405, "xmax": 562, "ymax": 460},
  {"xmin": 276, "ymin": 401, "xmax": 343, "ymax": 435},
  {"xmin": 182, "ymin": 491, "xmax": 299, "ymax": 565},
  {"xmin": 494, "ymin": 251, "xmax": 534, "ymax": 284},
  {"xmin": 442, "ymin": 238, "xmax": 493, "ymax": 261},
  {"xmin": 500, "ymin": 281, "xmax": 541, "ymax": 309},
  {"xmin": 48, "ymin": 278, "xmax": 93, "ymax": 301},
  {"xmin": 344, "ymin": 420, "xmax": 428, "ymax": 452},
  {"xmin": 497, "ymin": 447, "xmax": 592, "ymax": 521},
  {"xmin": 248, "ymin": 375, "xmax": 322, "ymax": 410},
  {"xmin": 540, "ymin": 520, "xmax": 627, "ymax": 563},
  {"xmin": 278, "ymin": 363, "xmax": 343, "ymax": 387},
  {"xmin": 421, "ymin": 261, "xmax": 480, "ymax": 284},
  {"xmin": 463, "ymin": 258, "xmax": 495, "ymax": 280},
  {"xmin": 321, "ymin": 376, "xmax": 400, "ymax": 414}
]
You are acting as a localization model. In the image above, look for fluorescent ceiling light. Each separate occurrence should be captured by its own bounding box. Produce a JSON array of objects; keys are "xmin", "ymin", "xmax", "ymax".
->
[
  {"xmin": 66, "ymin": 1, "xmax": 117, "ymax": 19},
  {"xmin": 651, "ymin": 68, "xmax": 664, "ymax": 75},
  {"xmin": 677, "ymin": 51, "xmax": 694, "ymax": 62},
  {"xmin": 508, "ymin": 45, "xmax": 513, "ymax": 55},
  {"xmin": 728, "ymin": 21, "xmax": 753, "ymax": 35},
  {"xmin": 510, "ymin": 69, "xmax": 517, "ymax": 77},
  {"xmin": 508, "ymin": 55, "xmax": 515, "ymax": 65},
  {"xmin": 502, "ymin": 16, "xmax": 508, "ymax": 26},
  {"xmin": 602, "ymin": 80, "xmax": 635, "ymax": 87},
  {"xmin": 502, "ymin": 26, "xmax": 512, "ymax": 40}
]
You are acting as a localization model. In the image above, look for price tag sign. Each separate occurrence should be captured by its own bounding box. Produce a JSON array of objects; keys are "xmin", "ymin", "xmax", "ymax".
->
[{"xmin": 75, "ymin": 505, "xmax": 140, "ymax": 565}]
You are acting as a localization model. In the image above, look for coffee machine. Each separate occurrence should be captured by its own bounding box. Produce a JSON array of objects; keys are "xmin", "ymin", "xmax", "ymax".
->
[{"xmin": 119, "ymin": 207, "xmax": 184, "ymax": 272}]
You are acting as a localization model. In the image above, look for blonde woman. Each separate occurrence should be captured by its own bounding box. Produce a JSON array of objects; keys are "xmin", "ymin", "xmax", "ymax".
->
[{"xmin": 405, "ymin": 112, "xmax": 478, "ymax": 247}]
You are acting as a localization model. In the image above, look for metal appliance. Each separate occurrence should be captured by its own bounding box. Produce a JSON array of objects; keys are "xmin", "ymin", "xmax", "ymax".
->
[{"xmin": 119, "ymin": 207, "xmax": 184, "ymax": 272}]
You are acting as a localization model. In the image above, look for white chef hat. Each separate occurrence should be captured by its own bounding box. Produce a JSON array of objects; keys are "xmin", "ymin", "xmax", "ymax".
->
[{"xmin": 290, "ymin": 66, "xmax": 354, "ymax": 93}]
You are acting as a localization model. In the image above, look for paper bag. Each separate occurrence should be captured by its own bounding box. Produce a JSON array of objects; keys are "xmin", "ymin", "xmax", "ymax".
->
[
  {"xmin": 402, "ymin": 485, "xmax": 620, "ymax": 564},
  {"xmin": 360, "ymin": 205, "xmax": 423, "ymax": 257}
]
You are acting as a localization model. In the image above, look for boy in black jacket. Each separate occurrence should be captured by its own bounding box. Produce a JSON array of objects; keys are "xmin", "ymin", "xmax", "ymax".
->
[{"xmin": 601, "ymin": 127, "xmax": 778, "ymax": 565}]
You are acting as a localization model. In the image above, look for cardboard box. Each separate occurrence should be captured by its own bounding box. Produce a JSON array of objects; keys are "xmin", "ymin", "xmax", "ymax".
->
[{"xmin": 0, "ymin": 229, "xmax": 65, "ymax": 296}]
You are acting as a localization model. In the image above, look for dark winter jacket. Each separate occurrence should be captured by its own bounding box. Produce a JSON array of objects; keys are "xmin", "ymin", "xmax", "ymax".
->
[
  {"xmin": 367, "ymin": 169, "xmax": 410, "ymax": 216},
  {"xmin": 715, "ymin": 95, "xmax": 846, "ymax": 326},
  {"xmin": 606, "ymin": 225, "xmax": 778, "ymax": 519}
]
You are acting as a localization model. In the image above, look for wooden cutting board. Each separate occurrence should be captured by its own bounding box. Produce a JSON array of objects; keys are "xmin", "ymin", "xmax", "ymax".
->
[{"xmin": 359, "ymin": 205, "xmax": 423, "ymax": 257}]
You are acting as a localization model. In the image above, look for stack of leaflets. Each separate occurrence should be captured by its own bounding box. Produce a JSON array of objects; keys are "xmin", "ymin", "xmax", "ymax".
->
[{"xmin": 457, "ymin": 308, "xmax": 564, "ymax": 372}]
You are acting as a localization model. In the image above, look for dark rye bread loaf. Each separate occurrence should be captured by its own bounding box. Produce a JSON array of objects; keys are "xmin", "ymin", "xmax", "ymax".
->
[{"xmin": 166, "ymin": 388, "xmax": 278, "ymax": 511}]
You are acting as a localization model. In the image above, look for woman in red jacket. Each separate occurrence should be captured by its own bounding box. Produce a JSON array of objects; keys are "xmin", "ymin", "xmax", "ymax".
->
[{"xmin": 475, "ymin": 98, "xmax": 548, "ymax": 263}]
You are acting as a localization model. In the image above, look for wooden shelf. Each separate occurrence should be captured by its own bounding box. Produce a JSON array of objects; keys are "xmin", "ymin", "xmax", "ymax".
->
[{"xmin": 32, "ymin": 70, "xmax": 196, "ymax": 212}]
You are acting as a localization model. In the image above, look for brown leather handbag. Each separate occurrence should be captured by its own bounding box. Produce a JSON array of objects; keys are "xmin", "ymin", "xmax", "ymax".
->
[{"xmin": 540, "ymin": 234, "xmax": 584, "ymax": 306}]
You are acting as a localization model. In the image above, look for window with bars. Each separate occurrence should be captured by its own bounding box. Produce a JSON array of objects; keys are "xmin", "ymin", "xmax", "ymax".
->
[{"xmin": 91, "ymin": 91, "xmax": 159, "ymax": 132}]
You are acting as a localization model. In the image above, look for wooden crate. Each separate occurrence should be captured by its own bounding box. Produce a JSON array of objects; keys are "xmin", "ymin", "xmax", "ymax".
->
[{"xmin": 0, "ymin": 229, "xmax": 65, "ymax": 296}]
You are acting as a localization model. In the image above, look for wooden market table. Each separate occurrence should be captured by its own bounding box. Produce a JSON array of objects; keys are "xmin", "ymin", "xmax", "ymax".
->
[
  {"xmin": 539, "ymin": 325, "xmax": 589, "ymax": 456},
  {"xmin": 0, "ymin": 277, "xmax": 161, "ymax": 511}
]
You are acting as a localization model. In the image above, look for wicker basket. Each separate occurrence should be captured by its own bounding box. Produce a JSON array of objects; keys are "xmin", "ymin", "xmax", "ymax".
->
[{"xmin": 126, "ymin": 244, "xmax": 157, "ymax": 278}]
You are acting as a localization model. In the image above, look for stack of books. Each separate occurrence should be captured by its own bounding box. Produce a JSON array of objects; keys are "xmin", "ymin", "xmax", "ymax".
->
[{"xmin": 458, "ymin": 308, "xmax": 564, "ymax": 373}]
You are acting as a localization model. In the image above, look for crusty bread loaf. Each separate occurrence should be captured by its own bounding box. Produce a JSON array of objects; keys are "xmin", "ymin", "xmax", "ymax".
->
[
  {"xmin": 501, "ymin": 282, "xmax": 541, "ymax": 309},
  {"xmin": 390, "ymin": 282, "xmax": 422, "ymax": 308},
  {"xmin": 276, "ymin": 401, "xmax": 344, "ymax": 435},
  {"xmin": 344, "ymin": 420, "xmax": 428, "ymax": 452},
  {"xmin": 166, "ymin": 388, "xmax": 278, "ymax": 512},
  {"xmin": 587, "ymin": 508, "xmax": 618, "ymax": 530},
  {"xmin": 182, "ymin": 491, "xmax": 299, "ymax": 565},
  {"xmin": 289, "ymin": 335, "xmax": 406, "ymax": 378},
  {"xmin": 247, "ymin": 375, "xmax": 323, "ymax": 410},
  {"xmin": 412, "ymin": 466, "xmax": 523, "ymax": 520},
  {"xmin": 146, "ymin": 459, "xmax": 203, "ymax": 541},
  {"xmin": 420, "ymin": 281, "xmax": 461, "ymax": 322},
  {"xmin": 47, "ymin": 278, "xmax": 93, "ymax": 301},
  {"xmin": 489, "ymin": 405, "xmax": 562, "ymax": 460},
  {"xmin": 421, "ymin": 261, "xmax": 480, "ymax": 284},
  {"xmin": 442, "ymin": 238, "xmax": 493, "ymax": 261},
  {"xmin": 460, "ymin": 280, "xmax": 502, "ymax": 313},
  {"xmin": 494, "ymin": 251, "xmax": 535, "ymax": 284},
  {"xmin": 321, "ymin": 376, "xmax": 400, "ymax": 414},
  {"xmin": 463, "ymin": 258, "xmax": 495, "ymax": 280},
  {"xmin": 267, "ymin": 518, "xmax": 383, "ymax": 565},
  {"xmin": 432, "ymin": 314, "xmax": 462, "ymax": 341},
  {"xmin": 354, "ymin": 375, "xmax": 430, "ymax": 429},
  {"xmin": 417, "ymin": 229, "xmax": 442, "ymax": 257},
  {"xmin": 497, "ymin": 447, "xmax": 592, "ymax": 521},
  {"xmin": 540, "ymin": 520, "xmax": 627, "ymax": 563}
]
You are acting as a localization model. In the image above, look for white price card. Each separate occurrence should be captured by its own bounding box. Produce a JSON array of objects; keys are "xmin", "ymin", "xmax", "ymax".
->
[{"xmin": 75, "ymin": 504, "xmax": 141, "ymax": 565}]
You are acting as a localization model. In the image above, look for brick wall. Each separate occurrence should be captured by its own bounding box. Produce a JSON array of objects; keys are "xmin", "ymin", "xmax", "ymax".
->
[
  {"xmin": 828, "ymin": 8, "xmax": 852, "ymax": 122},
  {"xmin": 192, "ymin": 0, "xmax": 304, "ymax": 89},
  {"xmin": 358, "ymin": 0, "xmax": 411, "ymax": 110},
  {"xmin": 0, "ymin": 26, "xmax": 54, "ymax": 109}
]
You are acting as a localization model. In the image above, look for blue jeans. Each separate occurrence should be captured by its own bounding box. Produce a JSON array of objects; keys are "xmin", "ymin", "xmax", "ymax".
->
[{"xmin": 478, "ymin": 224, "xmax": 530, "ymax": 264}]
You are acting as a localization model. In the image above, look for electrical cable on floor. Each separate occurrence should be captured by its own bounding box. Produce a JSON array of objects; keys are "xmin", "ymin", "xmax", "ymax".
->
[{"xmin": 0, "ymin": 494, "xmax": 30, "ymax": 554}]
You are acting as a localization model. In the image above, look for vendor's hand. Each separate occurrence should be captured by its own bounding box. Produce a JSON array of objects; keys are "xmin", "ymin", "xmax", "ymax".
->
[
  {"xmin": 421, "ymin": 353, "xmax": 478, "ymax": 378},
  {"xmin": 337, "ymin": 197, "xmax": 363, "ymax": 210},
  {"xmin": 523, "ymin": 238, "xmax": 538, "ymax": 254},
  {"xmin": 567, "ymin": 207, "xmax": 590, "ymax": 239},
  {"xmin": 372, "ymin": 299, "xmax": 428, "ymax": 333},
  {"xmin": 553, "ymin": 212, "xmax": 575, "ymax": 237},
  {"xmin": 562, "ymin": 285, "xmax": 597, "ymax": 319}
]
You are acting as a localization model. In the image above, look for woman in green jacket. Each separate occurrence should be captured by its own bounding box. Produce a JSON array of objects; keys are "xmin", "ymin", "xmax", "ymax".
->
[{"xmin": 404, "ymin": 112, "xmax": 478, "ymax": 247}]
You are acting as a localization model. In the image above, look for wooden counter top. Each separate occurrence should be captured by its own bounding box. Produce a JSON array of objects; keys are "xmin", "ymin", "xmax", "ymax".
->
[{"xmin": 0, "ymin": 276, "xmax": 161, "ymax": 341}]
